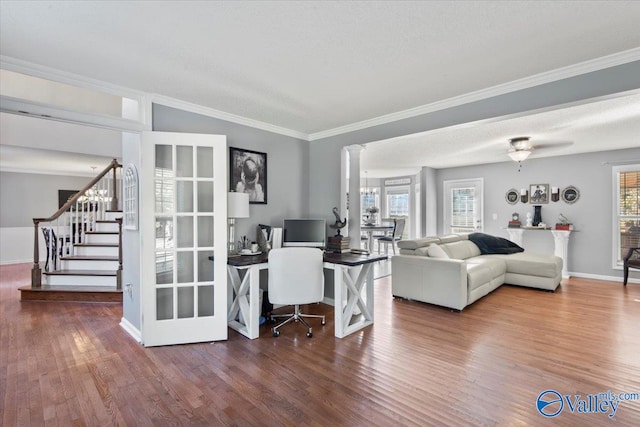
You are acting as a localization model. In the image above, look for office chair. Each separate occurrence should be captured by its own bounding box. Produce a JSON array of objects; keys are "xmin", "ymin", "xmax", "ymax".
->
[
  {"xmin": 376, "ymin": 218, "xmax": 406, "ymax": 255},
  {"xmin": 268, "ymin": 247, "xmax": 326, "ymax": 337}
]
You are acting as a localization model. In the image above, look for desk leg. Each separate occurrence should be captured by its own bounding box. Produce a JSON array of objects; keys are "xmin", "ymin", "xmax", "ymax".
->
[
  {"xmin": 333, "ymin": 263, "xmax": 374, "ymax": 338},
  {"xmin": 227, "ymin": 265, "xmax": 260, "ymax": 339}
]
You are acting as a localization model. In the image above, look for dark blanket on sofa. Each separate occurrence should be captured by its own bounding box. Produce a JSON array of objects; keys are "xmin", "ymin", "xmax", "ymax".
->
[{"xmin": 469, "ymin": 233, "xmax": 524, "ymax": 255}]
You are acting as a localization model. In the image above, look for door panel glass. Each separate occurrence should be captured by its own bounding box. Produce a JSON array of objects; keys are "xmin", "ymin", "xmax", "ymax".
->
[
  {"xmin": 155, "ymin": 217, "xmax": 174, "ymax": 249},
  {"xmin": 156, "ymin": 288, "xmax": 173, "ymax": 320},
  {"xmin": 155, "ymin": 180, "xmax": 174, "ymax": 213},
  {"xmin": 177, "ymin": 286, "xmax": 195, "ymax": 318},
  {"xmin": 155, "ymin": 145, "xmax": 173, "ymax": 175},
  {"xmin": 176, "ymin": 146, "xmax": 194, "ymax": 177},
  {"xmin": 197, "ymin": 181, "xmax": 214, "ymax": 212},
  {"xmin": 198, "ymin": 250, "xmax": 214, "ymax": 282},
  {"xmin": 197, "ymin": 147, "xmax": 214, "ymax": 178},
  {"xmin": 198, "ymin": 217, "xmax": 214, "ymax": 247},
  {"xmin": 176, "ymin": 216, "xmax": 194, "ymax": 248},
  {"xmin": 177, "ymin": 251, "xmax": 194, "ymax": 283},
  {"xmin": 156, "ymin": 252, "xmax": 173, "ymax": 284},
  {"xmin": 176, "ymin": 181, "xmax": 194, "ymax": 212},
  {"xmin": 198, "ymin": 285, "xmax": 215, "ymax": 317}
]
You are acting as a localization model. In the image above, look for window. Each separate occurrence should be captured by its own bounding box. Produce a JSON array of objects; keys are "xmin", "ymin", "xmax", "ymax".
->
[
  {"xmin": 614, "ymin": 166, "xmax": 640, "ymax": 266},
  {"xmin": 444, "ymin": 178, "xmax": 483, "ymax": 234}
]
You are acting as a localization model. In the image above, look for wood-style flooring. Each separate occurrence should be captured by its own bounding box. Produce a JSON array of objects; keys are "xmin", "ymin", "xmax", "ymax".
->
[{"xmin": 1, "ymin": 263, "xmax": 639, "ymax": 426}]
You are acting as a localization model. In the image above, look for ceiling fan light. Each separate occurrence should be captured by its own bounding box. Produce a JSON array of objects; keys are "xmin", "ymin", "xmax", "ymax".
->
[{"xmin": 508, "ymin": 150, "xmax": 531, "ymax": 162}]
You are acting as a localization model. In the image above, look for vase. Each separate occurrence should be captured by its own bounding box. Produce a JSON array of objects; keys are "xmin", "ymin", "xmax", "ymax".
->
[{"xmin": 533, "ymin": 205, "xmax": 542, "ymax": 226}]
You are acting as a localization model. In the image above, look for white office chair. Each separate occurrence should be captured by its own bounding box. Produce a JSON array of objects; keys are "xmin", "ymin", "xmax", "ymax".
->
[{"xmin": 268, "ymin": 247, "xmax": 326, "ymax": 337}]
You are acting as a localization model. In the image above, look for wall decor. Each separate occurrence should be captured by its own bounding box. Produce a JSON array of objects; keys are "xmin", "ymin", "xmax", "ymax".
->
[
  {"xmin": 551, "ymin": 186, "xmax": 560, "ymax": 202},
  {"xmin": 123, "ymin": 163, "xmax": 139, "ymax": 230},
  {"xmin": 58, "ymin": 189, "xmax": 79, "ymax": 208},
  {"xmin": 530, "ymin": 184, "xmax": 549, "ymax": 204},
  {"xmin": 520, "ymin": 188, "xmax": 528, "ymax": 203},
  {"xmin": 561, "ymin": 185, "xmax": 580, "ymax": 204},
  {"xmin": 505, "ymin": 188, "xmax": 519, "ymax": 205},
  {"xmin": 229, "ymin": 147, "xmax": 267, "ymax": 204}
]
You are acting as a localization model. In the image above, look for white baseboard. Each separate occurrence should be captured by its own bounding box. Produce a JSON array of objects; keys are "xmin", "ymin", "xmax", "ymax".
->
[
  {"xmin": 119, "ymin": 317, "xmax": 142, "ymax": 343},
  {"xmin": 568, "ymin": 271, "xmax": 639, "ymax": 284}
]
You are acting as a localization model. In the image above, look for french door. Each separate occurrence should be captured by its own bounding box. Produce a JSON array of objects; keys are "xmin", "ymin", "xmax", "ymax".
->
[
  {"xmin": 141, "ymin": 131, "xmax": 228, "ymax": 346},
  {"xmin": 444, "ymin": 178, "xmax": 484, "ymax": 234}
]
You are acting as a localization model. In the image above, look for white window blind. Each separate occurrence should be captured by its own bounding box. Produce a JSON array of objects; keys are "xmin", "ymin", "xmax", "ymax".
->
[
  {"xmin": 451, "ymin": 187, "xmax": 476, "ymax": 232},
  {"xmin": 616, "ymin": 168, "xmax": 640, "ymax": 264}
]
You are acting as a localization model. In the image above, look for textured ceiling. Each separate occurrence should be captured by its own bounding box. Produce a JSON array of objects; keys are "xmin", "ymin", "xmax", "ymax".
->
[{"xmin": 1, "ymin": 1, "xmax": 640, "ymax": 176}]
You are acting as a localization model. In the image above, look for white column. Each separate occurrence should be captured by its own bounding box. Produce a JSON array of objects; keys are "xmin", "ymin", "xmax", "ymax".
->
[
  {"xmin": 551, "ymin": 230, "xmax": 571, "ymax": 279},
  {"xmin": 506, "ymin": 228, "xmax": 524, "ymax": 246},
  {"xmin": 346, "ymin": 145, "xmax": 365, "ymax": 249}
]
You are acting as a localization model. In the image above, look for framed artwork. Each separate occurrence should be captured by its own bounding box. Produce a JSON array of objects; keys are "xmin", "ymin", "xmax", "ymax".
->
[
  {"xmin": 530, "ymin": 184, "xmax": 549, "ymax": 204},
  {"xmin": 561, "ymin": 185, "xmax": 580, "ymax": 204},
  {"xmin": 229, "ymin": 147, "xmax": 267, "ymax": 204},
  {"xmin": 505, "ymin": 188, "xmax": 519, "ymax": 205},
  {"xmin": 58, "ymin": 190, "xmax": 79, "ymax": 208}
]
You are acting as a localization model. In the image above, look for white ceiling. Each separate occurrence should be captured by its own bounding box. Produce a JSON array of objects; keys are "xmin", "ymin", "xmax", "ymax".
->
[{"xmin": 1, "ymin": 1, "xmax": 640, "ymax": 176}]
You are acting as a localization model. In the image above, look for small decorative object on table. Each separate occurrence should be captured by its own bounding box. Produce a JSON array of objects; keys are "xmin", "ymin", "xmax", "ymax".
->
[
  {"xmin": 555, "ymin": 213, "xmax": 573, "ymax": 230},
  {"xmin": 508, "ymin": 212, "xmax": 521, "ymax": 228},
  {"xmin": 525, "ymin": 212, "xmax": 533, "ymax": 227},
  {"xmin": 326, "ymin": 235, "xmax": 351, "ymax": 253},
  {"xmin": 329, "ymin": 207, "xmax": 347, "ymax": 236},
  {"xmin": 532, "ymin": 205, "xmax": 543, "ymax": 226}
]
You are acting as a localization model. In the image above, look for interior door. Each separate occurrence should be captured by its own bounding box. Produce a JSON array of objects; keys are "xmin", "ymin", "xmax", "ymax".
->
[
  {"xmin": 141, "ymin": 131, "xmax": 227, "ymax": 346},
  {"xmin": 444, "ymin": 178, "xmax": 484, "ymax": 234}
]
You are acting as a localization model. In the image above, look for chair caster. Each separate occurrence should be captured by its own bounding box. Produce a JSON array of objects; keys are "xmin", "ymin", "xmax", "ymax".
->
[
  {"xmin": 272, "ymin": 330, "xmax": 280, "ymax": 337},
  {"xmin": 306, "ymin": 331, "xmax": 313, "ymax": 338},
  {"xmin": 321, "ymin": 319, "xmax": 326, "ymax": 325}
]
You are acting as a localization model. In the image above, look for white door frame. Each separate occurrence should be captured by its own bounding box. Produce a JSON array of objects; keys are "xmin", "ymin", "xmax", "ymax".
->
[{"xmin": 443, "ymin": 178, "xmax": 484, "ymax": 234}]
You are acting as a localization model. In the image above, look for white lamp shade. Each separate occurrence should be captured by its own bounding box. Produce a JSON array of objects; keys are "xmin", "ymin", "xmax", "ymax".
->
[
  {"xmin": 228, "ymin": 192, "xmax": 250, "ymax": 218},
  {"xmin": 508, "ymin": 150, "xmax": 531, "ymax": 162}
]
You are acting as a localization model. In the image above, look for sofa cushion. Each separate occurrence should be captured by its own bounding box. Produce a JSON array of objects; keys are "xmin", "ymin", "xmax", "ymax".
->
[
  {"xmin": 486, "ymin": 253, "xmax": 562, "ymax": 278},
  {"xmin": 427, "ymin": 244, "xmax": 449, "ymax": 258},
  {"xmin": 440, "ymin": 240, "xmax": 482, "ymax": 260},
  {"xmin": 466, "ymin": 257, "xmax": 506, "ymax": 291},
  {"xmin": 397, "ymin": 236, "xmax": 440, "ymax": 250},
  {"xmin": 439, "ymin": 234, "xmax": 468, "ymax": 243}
]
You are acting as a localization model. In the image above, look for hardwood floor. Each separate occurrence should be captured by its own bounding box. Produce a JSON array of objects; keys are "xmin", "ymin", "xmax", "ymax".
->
[{"xmin": 1, "ymin": 262, "xmax": 639, "ymax": 426}]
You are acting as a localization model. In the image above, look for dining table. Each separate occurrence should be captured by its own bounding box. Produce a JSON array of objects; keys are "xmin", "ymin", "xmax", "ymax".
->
[{"xmin": 361, "ymin": 223, "xmax": 394, "ymax": 252}]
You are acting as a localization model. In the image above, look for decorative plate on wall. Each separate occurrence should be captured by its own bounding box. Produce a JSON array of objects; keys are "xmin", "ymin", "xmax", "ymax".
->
[
  {"xmin": 561, "ymin": 185, "xmax": 580, "ymax": 204},
  {"xmin": 505, "ymin": 188, "xmax": 519, "ymax": 205}
]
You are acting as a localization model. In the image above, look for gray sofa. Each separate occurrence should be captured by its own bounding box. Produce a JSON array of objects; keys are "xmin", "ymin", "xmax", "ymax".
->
[{"xmin": 391, "ymin": 234, "xmax": 562, "ymax": 310}]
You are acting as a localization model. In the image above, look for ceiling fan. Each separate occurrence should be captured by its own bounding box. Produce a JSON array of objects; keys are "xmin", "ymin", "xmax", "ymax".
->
[{"xmin": 507, "ymin": 136, "xmax": 573, "ymax": 170}]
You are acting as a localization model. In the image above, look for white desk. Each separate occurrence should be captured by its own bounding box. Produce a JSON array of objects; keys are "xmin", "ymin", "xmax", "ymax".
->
[
  {"xmin": 506, "ymin": 228, "xmax": 573, "ymax": 278},
  {"xmin": 223, "ymin": 252, "xmax": 387, "ymax": 339}
]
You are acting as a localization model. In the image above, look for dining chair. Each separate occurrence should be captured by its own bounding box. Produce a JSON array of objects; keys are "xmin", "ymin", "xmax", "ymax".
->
[{"xmin": 376, "ymin": 218, "xmax": 406, "ymax": 255}]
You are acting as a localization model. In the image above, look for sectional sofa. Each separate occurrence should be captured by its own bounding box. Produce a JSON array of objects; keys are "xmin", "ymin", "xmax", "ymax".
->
[{"xmin": 391, "ymin": 233, "xmax": 562, "ymax": 310}]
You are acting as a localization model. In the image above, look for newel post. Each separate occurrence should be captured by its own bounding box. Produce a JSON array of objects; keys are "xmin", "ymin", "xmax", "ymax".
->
[
  {"xmin": 116, "ymin": 217, "xmax": 123, "ymax": 290},
  {"xmin": 111, "ymin": 161, "xmax": 119, "ymax": 211},
  {"xmin": 31, "ymin": 220, "xmax": 42, "ymax": 287}
]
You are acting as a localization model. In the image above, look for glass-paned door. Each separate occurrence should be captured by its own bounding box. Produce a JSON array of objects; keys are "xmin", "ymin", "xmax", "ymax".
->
[
  {"xmin": 444, "ymin": 178, "xmax": 484, "ymax": 234},
  {"xmin": 141, "ymin": 131, "xmax": 227, "ymax": 346}
]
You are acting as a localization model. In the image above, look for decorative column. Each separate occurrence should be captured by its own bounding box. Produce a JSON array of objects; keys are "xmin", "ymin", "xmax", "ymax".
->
[
  {"xmin": 506, "ymin": 228, "xmax": 524, "ymax": 247},
  {"xmin": 346, "ymin": 145, "xmax": 365, "ymax": 249},
  {"xmin": 551, "ymin": 230, "xmax": 571, "ymax": 279}
]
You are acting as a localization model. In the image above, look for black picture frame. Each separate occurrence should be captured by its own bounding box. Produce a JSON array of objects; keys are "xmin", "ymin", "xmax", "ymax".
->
[
  {"xmin": 529, "ymin": 184, "xmax": 549, "ymax": 204},
  {"xmin": 229, "ymin": 147, "xmax": 267, "ymax": 204},
  {"xmin": 561, "ymin": 185, "xmax": 580, "ymax": 204},
  {"xmin": 505, "ymin": 188, "xmax": 519, "ymax": 205},
  {"xmin": 58, "ymin": 190, "xmax": 79, "ymax": 208}
]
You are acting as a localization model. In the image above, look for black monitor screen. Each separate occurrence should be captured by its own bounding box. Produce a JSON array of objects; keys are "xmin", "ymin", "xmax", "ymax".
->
[{"xmin": 282, "ymin": 219, "xmax": 326, "ymax": 247}]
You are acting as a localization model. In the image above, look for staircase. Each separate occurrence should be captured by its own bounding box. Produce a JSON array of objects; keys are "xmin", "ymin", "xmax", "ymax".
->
[{"xmin": 20, "ymin": 160, "xmax": 124, "ymax": 303}]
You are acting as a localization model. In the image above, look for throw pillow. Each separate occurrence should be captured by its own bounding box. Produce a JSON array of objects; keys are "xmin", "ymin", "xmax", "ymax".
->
[{"xmin": 427, "ymin": 244, "xmax": 449, "ymax": 259}]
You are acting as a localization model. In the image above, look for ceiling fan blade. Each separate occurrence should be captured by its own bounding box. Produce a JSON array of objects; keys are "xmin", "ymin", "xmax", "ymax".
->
[{"xmin": 532, "ymin": 141, "xmax": 574, "ymax": 151}]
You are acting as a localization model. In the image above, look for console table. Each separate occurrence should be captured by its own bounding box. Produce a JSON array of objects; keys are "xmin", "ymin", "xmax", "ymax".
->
[
  {"xmin": 505, "ymin": 228, "xmax": 573, "ymax": 278},
  {"xmin": 216, "ymin": 252, "xmax": 387, "ymax": 339}
]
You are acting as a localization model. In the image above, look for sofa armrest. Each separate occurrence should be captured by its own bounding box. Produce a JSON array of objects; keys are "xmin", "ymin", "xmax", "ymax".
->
[{"xmin": 391, "ymin": 255, "xmax": 468, "ymax": 310}]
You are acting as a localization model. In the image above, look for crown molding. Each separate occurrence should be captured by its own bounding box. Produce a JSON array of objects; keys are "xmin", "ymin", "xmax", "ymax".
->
[
  {"xmin": 150, "ymin": 94, "xmax": 308, "ymax": 141},
  {"xmin": 0, "ymin": 166, "xmax": 95, "ymax": 178},
  {"xmin": 309, "ymin": 47, "xmax": 640, "ymax": 141}
]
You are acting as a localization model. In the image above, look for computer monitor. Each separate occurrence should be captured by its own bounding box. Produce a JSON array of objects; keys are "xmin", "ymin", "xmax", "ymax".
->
[{"xmin": 282, "ymin": 219, "xmax": 326, "ymax": 248}]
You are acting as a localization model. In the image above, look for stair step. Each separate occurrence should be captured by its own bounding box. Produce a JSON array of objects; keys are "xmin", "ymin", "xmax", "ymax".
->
[
  {"xmin": 96, "ymin": 220, "xmax": 119, "ymax": 223},
  {"xmin": 61, "ymin": 255, "xmax": 118, "ymax": 261},
  {"xmin": 19, "ymin": 285, "xmax": 122, "ymax": 303},
  {"xmin": 85, "ymin": 231, "xmax": 119, "ymax": 235},
  {"xmin": 74, "ymin": 243, "xmax": 118, "ymax": 247},
  {"xmin": 44, "ymin": 269, "xmax": 117, "ymax": 276}
]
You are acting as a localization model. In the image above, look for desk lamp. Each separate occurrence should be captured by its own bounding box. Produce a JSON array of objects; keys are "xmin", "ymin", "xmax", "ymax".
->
[{"xmin": 228, "ymin": 192, "xmax": 250, "ymax": 254}]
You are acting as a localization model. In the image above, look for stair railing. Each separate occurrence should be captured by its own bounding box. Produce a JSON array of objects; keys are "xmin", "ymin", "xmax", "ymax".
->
[{"xmin": 31, "ymin": 159, "xmax": 122, "ymax": 287}]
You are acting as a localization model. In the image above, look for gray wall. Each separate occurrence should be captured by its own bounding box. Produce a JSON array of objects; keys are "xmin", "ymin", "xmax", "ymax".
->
[
  {"xmin": 0, "ymin": 171, "xmax": 93, "ymax": 227},
  {"xmin": 436, "ymin": 148, "xmax": 640, "ymax": 279},
  {"xmin": 152, "ymin": 104, "xmax": 310, "ymax": 240}
]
